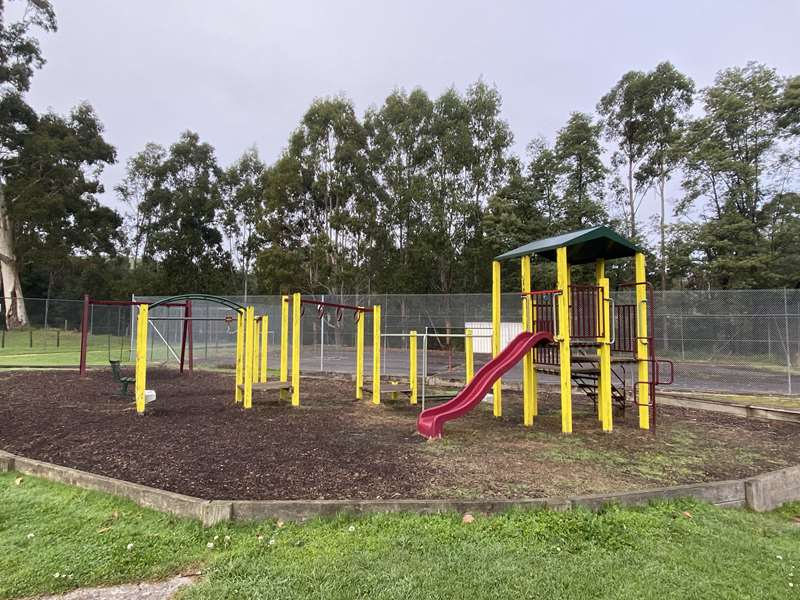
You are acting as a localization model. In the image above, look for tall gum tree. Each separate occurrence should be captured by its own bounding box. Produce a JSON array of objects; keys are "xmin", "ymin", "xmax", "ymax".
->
[
  {"xmin": 598, "ymin": 70, "xmax": 653, "ymax": 238},
  {"xmin": 0, "ymin": 0, "xmax": 56, "ymax": 328}
]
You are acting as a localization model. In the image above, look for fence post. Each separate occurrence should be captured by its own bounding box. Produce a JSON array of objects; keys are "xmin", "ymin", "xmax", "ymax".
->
[
  {"xmin": 79, "ymin": 294, "xmax": 90, "ymax": 376},
  {"xmin": 785, "ymin": 287, "xmax": 792, "ymax": 395}
]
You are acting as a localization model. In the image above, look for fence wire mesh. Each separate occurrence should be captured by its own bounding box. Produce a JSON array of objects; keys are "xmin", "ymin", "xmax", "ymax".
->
[{"xmin": 3, "ymin": 290, "xmax": 800, "ymax": 395}]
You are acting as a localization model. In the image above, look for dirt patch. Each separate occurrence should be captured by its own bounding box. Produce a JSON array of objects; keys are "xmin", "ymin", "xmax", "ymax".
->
[
  {"xmin": 1, "ymin": 369, "xmax": 799, "ymax": 500},
  {"xmin": 32, "ymin": 575, "xmax": 196, "ymax": 600}
]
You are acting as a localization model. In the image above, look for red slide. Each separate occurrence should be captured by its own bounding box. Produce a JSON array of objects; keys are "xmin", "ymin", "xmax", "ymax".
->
[{"xmin": 417, "ymin": 331, "xmax": 554, "ymax": 439}]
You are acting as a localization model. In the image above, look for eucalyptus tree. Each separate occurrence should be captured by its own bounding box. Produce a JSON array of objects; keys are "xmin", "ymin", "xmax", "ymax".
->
[
  {"xmin": 598, "ymin": 70, "xmax": 654, "ymax": 237},
  {"xmin": 554, "ymin": 112, "xmax": 608, "ymax": 229},
  {"xmin": 0, "ymin": 0, "xmax": 56, "ymax": 327},
  {"xmin": 258, "ymin": 97, "xmax": 375, "ymax": 294},
  {"xmin": 219, "ymin": 147, "xmax": 265, "ymax": 299},
  {"xmin": 526, "ymin": 137, "xmax": 561, "ymax": 232},
  {"xmin": 116, "ymin": 142, "xmax": 166, "ymax": 268},
  {"xmin": 5, "ymin": 103, "xmax": 119, "ymax": 304},
  {"xmin": 678, "ymin": 63, "xmax": 785, "ymax": 287},
  {"xmin": 127, "ymin": 132, "xmax": 230, "ymax": 294},
  {"xmin": 639, "ymin": 62, "xmax": 694, "ymax": 290},
  {"xmin": 364, "ymin": 88, "xmax": 435, "ymax": 291},
  {"xmin": 426, "ymin": 81, "xmax": 513, "ymax": 293}
]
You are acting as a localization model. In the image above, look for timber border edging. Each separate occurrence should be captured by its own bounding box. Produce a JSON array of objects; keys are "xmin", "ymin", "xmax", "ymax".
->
[{"xmin": 2, "ymin": 450, "xmax": 798, "ymax": 527}]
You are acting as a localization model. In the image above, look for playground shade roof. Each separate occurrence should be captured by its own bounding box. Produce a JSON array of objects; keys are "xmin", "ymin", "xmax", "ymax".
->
[{"xmin": 495, "ymin": 226, "xmax": 641, "ymax": 264}]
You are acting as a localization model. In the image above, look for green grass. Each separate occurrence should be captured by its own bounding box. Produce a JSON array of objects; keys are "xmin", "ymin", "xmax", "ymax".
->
[
  {"xmin": 2, "ymin": 472, "xmax": 800, "ymax": 599},
  {"xmin": 0, "ymin": 329, "xmax": 132, "ymax": 367}
]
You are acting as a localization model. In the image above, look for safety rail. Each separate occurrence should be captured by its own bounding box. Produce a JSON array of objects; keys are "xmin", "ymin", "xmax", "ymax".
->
[
  {"xmin": 612, "ymin": 303, "xmax": 637, "ymax": 353},
  {"xmin": 569, "ymin": 285, "xmax": 605, "ymax": 339}
]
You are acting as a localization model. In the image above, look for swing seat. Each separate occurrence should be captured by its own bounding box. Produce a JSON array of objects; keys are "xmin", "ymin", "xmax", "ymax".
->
[{"xmin": 109, "ymin": 360, "xmax": 135, "ymax": 395}]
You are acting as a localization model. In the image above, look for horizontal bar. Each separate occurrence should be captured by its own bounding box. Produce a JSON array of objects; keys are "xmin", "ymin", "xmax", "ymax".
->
[
  {"xmin": 299, "ymin": 298, "xmax": 373, "ymax": 312},
  {"xmin": 90, "ymin": 299, "xmax": 187, "ymax": 307},
  {"xmin": 147, "ymin": 317, "xmax": 234, "ymax": 322},
  {"xmin": 521, "ymin": 289, "xmax": 561, "ymax": 296}
]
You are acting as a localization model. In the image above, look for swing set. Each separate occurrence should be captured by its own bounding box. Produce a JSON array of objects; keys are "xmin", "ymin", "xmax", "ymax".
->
[{"xmin": 78, "ymin": 295, "xmax": 193, "ymax": 377}]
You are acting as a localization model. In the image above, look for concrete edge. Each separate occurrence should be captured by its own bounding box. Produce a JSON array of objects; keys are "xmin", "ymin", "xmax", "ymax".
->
[
  {"xmin": 658, "ymin": 395, "xmax": 800, "ymax": 423},
  {"xmin": 1, "ymin": 449, "xmax": 797, "ymax": 526}
]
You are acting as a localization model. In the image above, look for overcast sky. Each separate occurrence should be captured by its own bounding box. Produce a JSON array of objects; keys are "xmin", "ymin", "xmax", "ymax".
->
[{"xmin": 22, "ymin": 0, "xmax": 800, "ymax": 226}]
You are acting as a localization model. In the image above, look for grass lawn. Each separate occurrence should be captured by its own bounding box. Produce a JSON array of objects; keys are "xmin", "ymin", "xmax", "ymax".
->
[
  {"xmin": 0, "ymin": 329, "xmax": 132, "ymax": 367},
  {"xmin": 1, "ymin": 472, "xmax": 799, "ymax": 599}
]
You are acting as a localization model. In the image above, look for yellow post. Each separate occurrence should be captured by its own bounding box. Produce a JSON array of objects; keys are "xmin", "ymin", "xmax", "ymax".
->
[
  {"xmin": 635, "ymin": 252, "xmax": 650, "ymax": 429},
  {"xmin": 597, "ymin": 259, "xmax": 613, "ymax": 432},
  {"xmin": 260, "ymin": 315, "xmax": 268, "ymax": 383},
  {"xmin": 280, "ymin": 295, "xmax": 289, "ymax": 400},
  {"xmin": 409, "ymin": 330, "xmax": 418, "ymax": 404},
  {"xmin": 244, "ymin": 306, "xmax": 255, "ymax": 409},
  {"xmin": 491, "ymin": 260, "xmax": 502, "ymax": 417},
  {"xmin": 521, "ymin": 255, "xmax": 534, "ymax": 426},
  {"xmin": 134, "ymin": 304, "xmax": 148, "ymax": 415},
  {"xmin": 465, "ymin": 328, "xmax": 474, "ymax": 384},
  {"xmin": 235, "ymin": 310, "xmax": 244, "ymax": 404},
  {"xmin": 372, "ymin": 305, "xmax": 381, "ymax": 404},
  {"xmin": 253, "ymin": 317, "xmax": 260, "ymax": 382},
  {"xmin": 356, "ymin": 309, "xmax": 365, "ymax": 399},
  {"xmin": 291, "ymin": 292, "xmax": 301, "ymax": 406},
  {"xmin": 556, "ymin": 246, "xmax": 573, "ymax": 434}
]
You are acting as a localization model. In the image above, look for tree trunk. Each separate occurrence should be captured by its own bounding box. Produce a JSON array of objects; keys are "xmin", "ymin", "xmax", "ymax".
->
[
  {"xmin": 0, "ymin": 186, "xmax": 29, "ymax": 329},
  {"xmin": 628, "ymin": 158, "xmax": 636, "ymax": 238},
  {"xmin": 659, "ymin": 174, "xmax": 667, "ymax": 292}
]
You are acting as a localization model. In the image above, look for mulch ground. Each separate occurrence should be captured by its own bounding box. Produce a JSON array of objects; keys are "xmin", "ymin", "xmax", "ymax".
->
[{"xmin": 2, "ymin": 368, "xmax": 800, "ymax": 501}]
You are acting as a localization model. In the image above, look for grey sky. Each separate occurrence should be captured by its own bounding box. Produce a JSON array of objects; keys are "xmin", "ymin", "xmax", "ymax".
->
[{"xmin": 24, "ymin": 0, "xmax": 800, "ymax": 226}]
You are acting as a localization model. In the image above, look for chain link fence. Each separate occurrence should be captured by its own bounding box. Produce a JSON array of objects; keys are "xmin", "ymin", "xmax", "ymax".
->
[{"xmin": 3, "ymin": 290, "xmax": 800, "ymax": 396}]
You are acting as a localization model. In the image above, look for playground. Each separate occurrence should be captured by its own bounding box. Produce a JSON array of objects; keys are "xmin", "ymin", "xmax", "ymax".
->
[
  {"xmin": 3, "ymin": 227, "xmax": 800, "ymax": 506},
  {"xmin": 2, "ymin": 367, "xmax": 799, "ymax": 501}
]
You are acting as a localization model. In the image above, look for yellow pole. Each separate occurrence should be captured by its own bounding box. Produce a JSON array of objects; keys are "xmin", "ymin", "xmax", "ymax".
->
[
  {"xmin": 291, "ymin": 292, "xmax": 301, "ymax": 406},
  {"xmin": 409, "ymin": 330, "xmax": 418, "ymax": 404},
  {"xmin": 521, "ymin": 255, "xmax": 534, "ymax": 426},
  {"xmin": 597, "ymin": 259, "xmax": 612, "ymax": 432},
  {"xmin": 260, "ymin": 315, "xmax": 268, "ymax": 383},
  {"xmin": 253, "ymin": 317, "xmax": 260, "ymax": 382},
  {"xmin": 635, "ymin": 252, "xmax": 650, "ymax": 429},
  {"xmin": 595, "ymin": 260, "xmax": 604, "ymax": 421},
  {"xmin": 235, "ymin": 311, "xmax": 244, "ymax": 404},
  {"xmin": 372, "ymin": 305, "xmax": 381, "ymax": 404},
  {"xmin": 135, "ymin": 304, "xmax": 148, "ymax": 415},
  {"xmin": 465, "ymin": 328, "xmax": 474, "ymax": 384},
  {"xmin": 356, "ymin": 309, "xmax": 365, "ymax": 400},
  {"xmin": 244, "ymin": 306, "xmax": 255, "ymax": 409},
  {"xmin": 491, "ymin": 260, "xmax": 502, "ymax": 417},
  {"xmin": 556, "ymin": 246, "xmax": 573, "ymax": 434},
  {"xmin": 280, "ymin": 295, "xmax": 289, "ymax": 400}
]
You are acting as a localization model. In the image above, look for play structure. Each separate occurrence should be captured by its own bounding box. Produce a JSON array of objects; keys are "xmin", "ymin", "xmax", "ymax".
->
[
  {"xmin": 123, "ymin": 292, "xmax": 381, "ymax": 415},
  {"xmin": 130, "ymin": 294, "xmax": 263, "ymax": 414},
  {"xmin": 277, "ymin": 293, "xmax": 377, "ymax": 404},
  {"xmin": 79, "ymin": 227, "xmax": 671, "ymax": 433},
  {"xmin": 78, "ymin": 295, "xmax": 195, "ymax": 377},
  {"xmin": 417, "ymin": 226, "xmax": 673, "ymax": 439}
]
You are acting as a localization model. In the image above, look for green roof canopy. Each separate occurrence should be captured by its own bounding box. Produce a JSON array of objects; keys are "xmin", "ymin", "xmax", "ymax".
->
[{"xmin": 495, "ymin": 226, "xmax": 641, "ymax": 264}]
